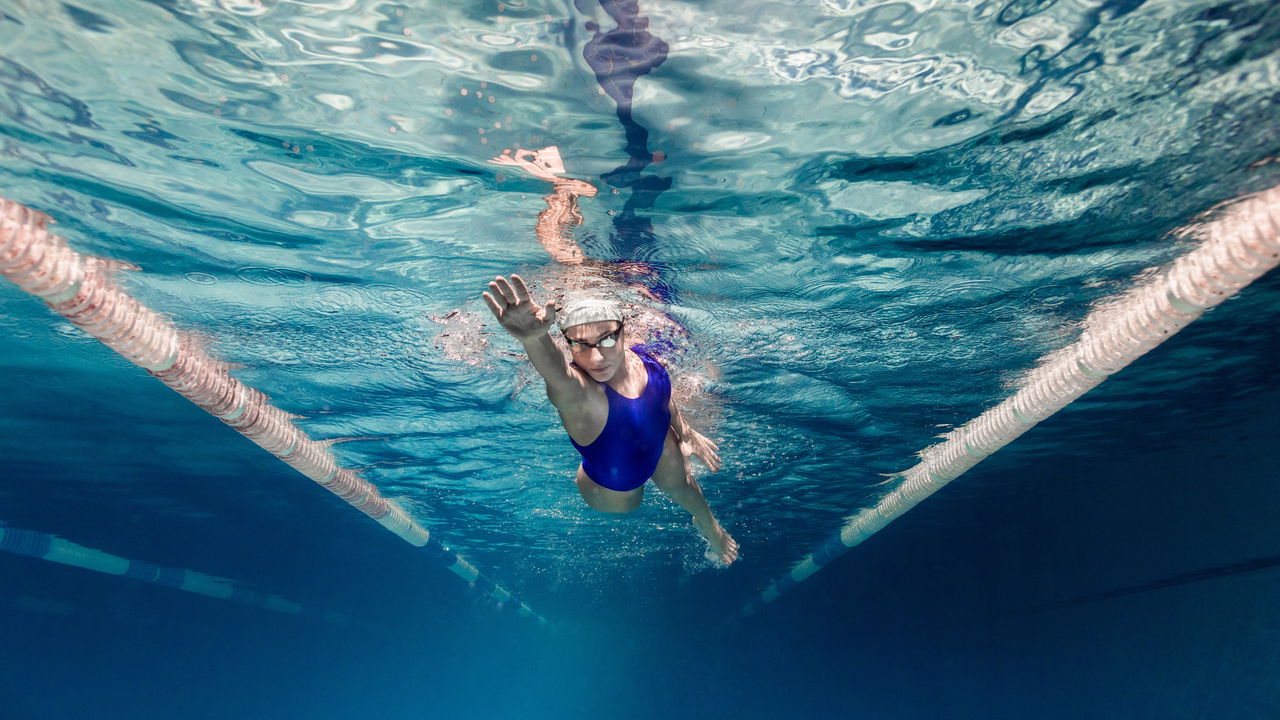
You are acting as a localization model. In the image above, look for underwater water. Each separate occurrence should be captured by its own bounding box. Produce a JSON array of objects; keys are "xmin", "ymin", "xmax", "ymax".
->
[{"xmin": 1, "ymin": 0, "xmax": 1279, "ymax": 717}]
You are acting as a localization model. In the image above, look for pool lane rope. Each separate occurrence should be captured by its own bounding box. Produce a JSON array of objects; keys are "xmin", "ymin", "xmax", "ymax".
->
[
  {"xmin": 0, "ymin": 196, "xmax": 547, "ymax": 626},
  {"xmin": 741, "ymin": 185, "xmax": 1280, "ymax": 618},
  {"xmin": 0, "ymin": 524, "xmax": 351, "ymax": 623}
]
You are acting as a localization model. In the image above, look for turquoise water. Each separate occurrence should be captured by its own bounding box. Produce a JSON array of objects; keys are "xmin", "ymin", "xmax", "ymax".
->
[{"xmin": 2, "ymin": 1, "xmax": 1279, "ymax": 717}]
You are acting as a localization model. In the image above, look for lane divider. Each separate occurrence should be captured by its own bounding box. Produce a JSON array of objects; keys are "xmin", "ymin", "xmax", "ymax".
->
[
  {"xmin": 741, "ymin": 185, "xmax": 1280, "ymax": 617},
  {"xmin": 0, "ymin": 196, "xmax": 547, "ymax": 626},
  {"xmin": 0, "ymin": 524, "xmax": 351, "ymax": 622}
]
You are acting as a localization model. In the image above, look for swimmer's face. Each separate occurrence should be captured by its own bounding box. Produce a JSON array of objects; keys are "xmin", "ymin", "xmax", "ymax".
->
[{"xmin": 564, "ymin": 321, "xmax": 624, "ymax": 382}]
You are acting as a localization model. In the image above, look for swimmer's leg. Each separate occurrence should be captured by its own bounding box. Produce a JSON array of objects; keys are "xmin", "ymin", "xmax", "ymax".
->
[
  {"xmin": 575, "ymin": 464, "xmax": 643, "ymax": 514},
  {"xmin": 650, "ymin": 429, "xmax": 739, "ymax": 565}
]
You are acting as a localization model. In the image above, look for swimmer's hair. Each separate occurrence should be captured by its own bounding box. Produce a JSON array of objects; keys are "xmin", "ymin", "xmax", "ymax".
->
[{"xmin": 557, "ymin": 294, "xmax": 623, "ymax": 332}]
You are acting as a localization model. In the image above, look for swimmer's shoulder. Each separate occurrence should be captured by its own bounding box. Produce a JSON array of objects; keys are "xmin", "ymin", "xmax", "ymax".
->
[{"xmin": 631, "ymin": 343, "xmax": 675, "ymax": 375}]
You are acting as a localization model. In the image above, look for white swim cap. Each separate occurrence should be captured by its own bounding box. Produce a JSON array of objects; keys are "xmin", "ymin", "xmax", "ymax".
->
[{"xmin": 558, "ymin": 295, "xmax": 623, "ymax": 331}]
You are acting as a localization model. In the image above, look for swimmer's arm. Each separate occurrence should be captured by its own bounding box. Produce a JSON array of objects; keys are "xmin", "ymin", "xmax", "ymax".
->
[
  {"xmin": 668, "ymin": 395, "xmax": 692, "ymax": 442},
  {"xmin": 521, "ymin": 333, "xmax": 588, "ymax": 404}
]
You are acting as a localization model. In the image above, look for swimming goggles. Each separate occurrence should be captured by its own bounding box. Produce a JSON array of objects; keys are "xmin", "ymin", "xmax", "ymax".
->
[{"xmin": 565, "ymin": 328, "xmax": 621, "ymax": 352}]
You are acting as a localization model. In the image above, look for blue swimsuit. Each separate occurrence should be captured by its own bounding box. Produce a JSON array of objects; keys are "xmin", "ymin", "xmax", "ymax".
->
[{"xmin": 570, "ymin": 347, "xmax": 672, "ymax": 492}]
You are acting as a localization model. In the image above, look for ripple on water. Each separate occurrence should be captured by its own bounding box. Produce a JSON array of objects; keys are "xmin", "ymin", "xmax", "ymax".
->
[
  {"xmin": 236, "ymin": 266, "xmax": 313, "ymax": 286},
  {"xmin": 363, "ymin": 283, "xmax": 430, "ymax": 308},
  {"xmin": 302, "ymin": 285, "xmax": 364, "ymax": 315},
  {"xmin": 183, "ymin": 271, "xmax": 218, "ymax": 285},
  {"xmin": 1028, "ymin": 283, "xmax": 1073, "ymax": 308},
  {"xmin": 939, "ymin": 277, "xmax": 1008, "ymax": 307},
  {"xmin": 241, "ymin": 310, "xmax": 288, "ymax": 327},
  {"xmin": 865, "ymin": 301, "xmax": 918, "ymax": 326}
]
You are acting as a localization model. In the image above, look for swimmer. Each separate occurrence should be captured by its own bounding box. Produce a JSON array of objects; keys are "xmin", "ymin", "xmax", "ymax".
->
[{"xmin": 481, "ymin": 276, "xmax": 739, "ymax": 565}]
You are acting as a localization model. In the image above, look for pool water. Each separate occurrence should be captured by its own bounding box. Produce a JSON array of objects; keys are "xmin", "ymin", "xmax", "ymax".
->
[{"xmin": 1, "ymin": 1, "xmax": 1279, "ymax": 717}]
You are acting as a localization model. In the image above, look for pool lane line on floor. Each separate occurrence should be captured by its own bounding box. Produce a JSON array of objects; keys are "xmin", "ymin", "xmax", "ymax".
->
[
  {"xmin": 741, "ymin": 185, "xmax": 1280, "ymax": 618},
  {"xmin": 0, "ymin": 524, "xmax": 351, "ymax": 623},
  {"xmin": 0, "ymin": 196, "xmax": 548, "ymax": 627}
]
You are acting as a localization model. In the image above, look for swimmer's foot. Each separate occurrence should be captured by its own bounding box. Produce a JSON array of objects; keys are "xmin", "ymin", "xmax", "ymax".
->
[{"xmin": 694, "ymin": 516, "xmax": 739, "ymax": 566}]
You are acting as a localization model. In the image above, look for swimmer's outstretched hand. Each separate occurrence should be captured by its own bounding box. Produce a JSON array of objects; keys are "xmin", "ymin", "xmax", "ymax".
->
[
  {"xmin": 482, "ymin": 274, "xmax": 557, "ymax": 341},
  {"xmin": 489, "ymin": 146, "xmax": 565, "ymax": 181}
]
